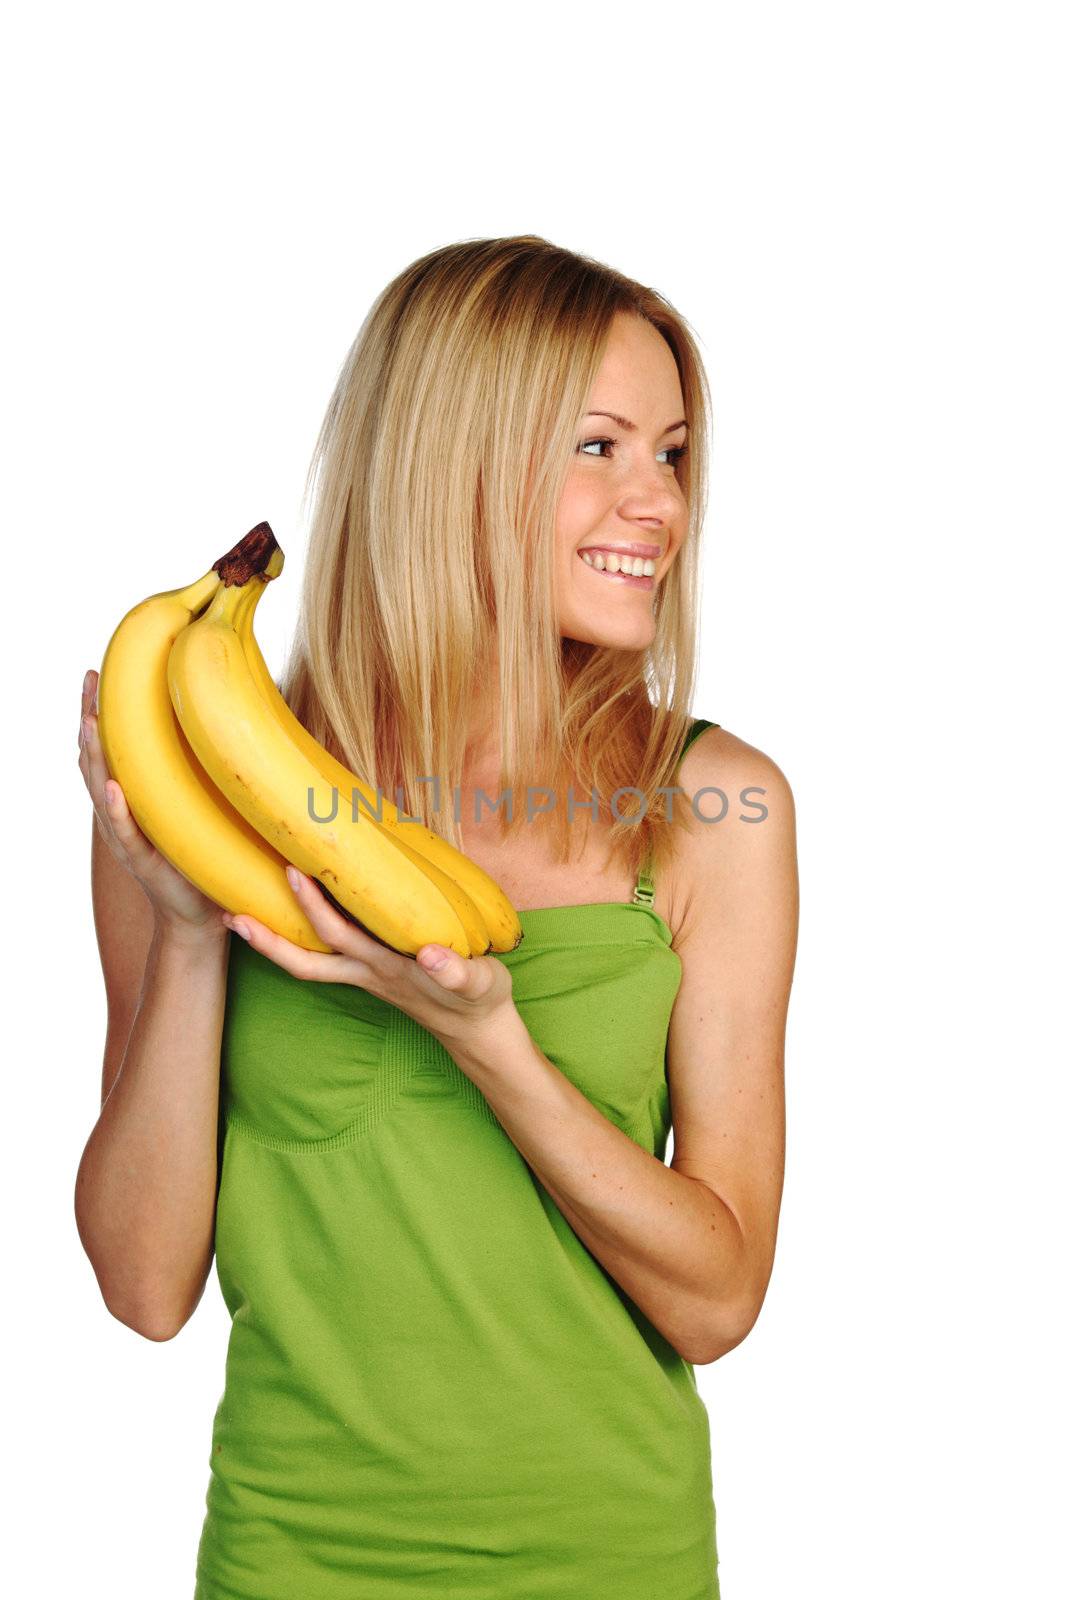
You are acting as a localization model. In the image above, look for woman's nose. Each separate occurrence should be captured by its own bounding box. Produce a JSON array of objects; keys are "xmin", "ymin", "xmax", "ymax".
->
[{"xmin": 619, "ymin": 462, "xmax": 682, "ymax": 516}]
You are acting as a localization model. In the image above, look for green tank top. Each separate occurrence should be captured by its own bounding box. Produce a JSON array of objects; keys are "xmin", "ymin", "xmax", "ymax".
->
[{"xmin": 195, "ymin": 717, "xmax": 722, "ymax": 1599}]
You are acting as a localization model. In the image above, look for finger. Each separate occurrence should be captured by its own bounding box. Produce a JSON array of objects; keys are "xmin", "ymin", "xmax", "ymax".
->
[
  {"xmin": 102, "ymin": 778, "xmax": 132, "ymax": 831},
  {"xmin": 286, "ymin": 866, "xmax": 405, "ymax": 972},
  {"xmin": 97, "ymin": 777, "xmax": 144, "ymax": 861},
  {"xmin": 78, "ymin": 711, "xmax": 102, "ymax": 799},
  {"xmin": 79, "ymin": 710, "xmax": 113, "ymax": 823},
  {"xmin": 81, "ymin": 668, "xmax": 97, "ymax": 722},
  {"xmin": 416, "ymin": 944, "xmax": 474, "ymax": 989},
  {"xmin": 79, "ymin": 713, "xmax": 139, "ymax": 858},
  {"xmin": 221, "ymin": 910, "xmax": 355, "ymax": 984}
]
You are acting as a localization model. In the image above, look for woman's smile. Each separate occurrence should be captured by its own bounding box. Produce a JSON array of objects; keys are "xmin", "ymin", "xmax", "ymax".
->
[{"xmin": 575, "ymin": 549, "xmax": 657, "ymax": 590}]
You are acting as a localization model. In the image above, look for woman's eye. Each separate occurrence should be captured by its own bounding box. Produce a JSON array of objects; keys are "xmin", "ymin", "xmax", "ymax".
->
[{"xmin": 577, "ymin": 438, "xmax": 689, "ymax": 468}]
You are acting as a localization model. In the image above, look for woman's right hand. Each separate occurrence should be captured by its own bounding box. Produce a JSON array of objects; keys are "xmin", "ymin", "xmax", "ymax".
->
[{"xmin": 79, "ymin": 667, "xmax": 227, "ymax": 938}]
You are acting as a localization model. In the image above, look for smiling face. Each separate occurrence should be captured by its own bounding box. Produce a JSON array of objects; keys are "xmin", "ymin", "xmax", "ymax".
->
[{"xmin": 554, "ymin": 311, "xmax": 689, "ymax": 650}]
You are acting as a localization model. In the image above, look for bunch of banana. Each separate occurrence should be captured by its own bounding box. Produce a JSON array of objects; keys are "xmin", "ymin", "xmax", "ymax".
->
[
  {"xmin": 98, "ymin": 521, "xmax": 523, "ymax": 959},
  {"xmin": 232, "ymin": 549, "xmax": 524, "ymax": 957},
  {"xmin": 97, "ymin": 528, "xmax": 332, "ymax": 952}
]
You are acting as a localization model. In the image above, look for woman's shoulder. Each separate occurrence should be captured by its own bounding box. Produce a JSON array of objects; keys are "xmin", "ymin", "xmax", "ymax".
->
[
  {"xmin": 676, "ymin": 721, "xmax": 793, "ymax": 802},
  {"xmin": 666, "ymin": 723, "xmax": 796, "ymax": 936}
]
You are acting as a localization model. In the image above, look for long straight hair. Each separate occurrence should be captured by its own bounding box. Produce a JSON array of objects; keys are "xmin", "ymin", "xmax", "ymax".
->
[{"xmin": 280, "ymin": 234, "xmax": 713, "ymax": 884}]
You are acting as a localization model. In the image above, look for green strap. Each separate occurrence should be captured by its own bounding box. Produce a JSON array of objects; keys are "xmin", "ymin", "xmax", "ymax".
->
[{"xmin": 632, "ymin": 718, "xmax": 720, "ymax": 907}]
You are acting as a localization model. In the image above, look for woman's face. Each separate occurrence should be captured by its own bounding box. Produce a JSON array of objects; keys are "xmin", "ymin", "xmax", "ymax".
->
[{"xmin": 554, "ymin": 311, "xmax": 689, "ymax": 650}]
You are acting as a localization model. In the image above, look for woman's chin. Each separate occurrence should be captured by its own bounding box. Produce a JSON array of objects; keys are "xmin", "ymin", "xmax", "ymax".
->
[{"xmin": 559, "ymin": 612, "xmax": 657, "ymax": 651}]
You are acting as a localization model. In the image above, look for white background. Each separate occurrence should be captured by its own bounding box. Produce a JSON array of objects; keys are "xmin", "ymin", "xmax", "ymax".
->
[{"xmin": 3, "ymin": 2, "xmax": 1063, "ymax": 1596}]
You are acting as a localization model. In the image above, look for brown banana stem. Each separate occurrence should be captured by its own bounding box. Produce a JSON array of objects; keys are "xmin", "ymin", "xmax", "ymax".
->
[{"xmin": 212, "ymin": 522, "xmax": 283, "ymax": 587}]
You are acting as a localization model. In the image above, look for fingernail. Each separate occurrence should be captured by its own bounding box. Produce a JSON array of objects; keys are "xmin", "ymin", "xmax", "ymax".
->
[
  {"xmin": 231, "ymin": 920, "xmax": 251, "ymax": 941},
  {"xmin": 286, "ymin": 866, "xmax": 302, "ymax": 891},
  {"xmin": 83, "ymin": 671, "xmax": 92, "ymax": 695},
  {"xmin": 424, "ymin": 948, "xmax": 449, "ymax": 971}
]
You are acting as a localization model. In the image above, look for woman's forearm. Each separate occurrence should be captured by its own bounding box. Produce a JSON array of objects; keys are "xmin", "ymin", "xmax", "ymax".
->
[
  {"xmin": 444, "ymin": 1005, "xmax": 751, "ymax": 1365},
  {"xmin": 75, "ymin": 920, "xmax": 231, "ymax": 1340}
]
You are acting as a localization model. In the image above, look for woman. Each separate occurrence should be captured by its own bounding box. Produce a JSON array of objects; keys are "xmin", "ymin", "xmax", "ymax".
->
[{"xmin": 76, "ymin": 235, "xmax": 799, "ymax": 1599}]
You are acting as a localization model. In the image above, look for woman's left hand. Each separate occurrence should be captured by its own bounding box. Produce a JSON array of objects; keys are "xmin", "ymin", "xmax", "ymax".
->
[{"xmin": 221, "ymin": 865, "xmax": 516, "ymax": 1051}]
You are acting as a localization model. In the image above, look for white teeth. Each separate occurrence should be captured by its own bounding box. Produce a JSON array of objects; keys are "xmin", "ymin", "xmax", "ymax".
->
[{"xmin": 579, "ymin": 550, "xmax": 657, "ymax": 578}]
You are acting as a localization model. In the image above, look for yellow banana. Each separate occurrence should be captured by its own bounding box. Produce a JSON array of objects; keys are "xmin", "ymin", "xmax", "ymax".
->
[
  {"xmin": 232, "ymin": 586, "xmax": 494, "ymax": 956},
  {"xmin": 236, "ymin": 549, "xmax": 523, "ymax": 954},
  {"xmin": 167, "ymin": 575, "xmax": 490, "ymax": 959},
  {"xmin": 96, "ymin": 552, "xmax": 334, "ymax": 955}
]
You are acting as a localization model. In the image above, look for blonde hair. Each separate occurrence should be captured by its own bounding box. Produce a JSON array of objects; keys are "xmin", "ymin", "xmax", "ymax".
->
[{"xmin": 281, "ymin": 234, "xmax": 713, "ymax": 886}]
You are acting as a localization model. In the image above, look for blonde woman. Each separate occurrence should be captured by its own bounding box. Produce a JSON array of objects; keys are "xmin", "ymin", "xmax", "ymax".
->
[{"xmin": 76, "ymin": 235, "xmax": 799, "ymax": 1599}]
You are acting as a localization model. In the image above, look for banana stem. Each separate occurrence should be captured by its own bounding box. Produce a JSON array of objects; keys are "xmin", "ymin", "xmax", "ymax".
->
[{"xmin": 212, "ymin": 521, "xmax": 284, "ymax": 587}]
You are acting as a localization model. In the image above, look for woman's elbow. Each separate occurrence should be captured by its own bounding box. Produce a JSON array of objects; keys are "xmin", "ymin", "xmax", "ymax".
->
[{"xmin": 684, "ymin": 1293, "xmax": 764, "ymax": 1365}]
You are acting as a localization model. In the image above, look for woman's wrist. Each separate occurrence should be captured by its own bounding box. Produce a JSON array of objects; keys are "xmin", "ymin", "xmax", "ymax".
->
[
  {"xmin": 437, "ymin": 995, "xmax": 528, "ymax": 1083},
  {"xmin": 153, "ymin": 910, "xmax": 231, "ymax": 953}
]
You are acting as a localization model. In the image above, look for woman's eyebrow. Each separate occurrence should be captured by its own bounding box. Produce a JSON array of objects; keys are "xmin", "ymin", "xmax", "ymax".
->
[{"xmin": 585, "ymin": 411, "xmax": 688, "ymax": 435}]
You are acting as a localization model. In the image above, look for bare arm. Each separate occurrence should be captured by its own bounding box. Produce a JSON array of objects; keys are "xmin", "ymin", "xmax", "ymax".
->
[
  {"xmin": 74, "ymin": 673, "xmax": 231, "ymax": 1341},
  {"xmin": 443, "ymin": 728, "xmax": 797, "ymax": 1365}
]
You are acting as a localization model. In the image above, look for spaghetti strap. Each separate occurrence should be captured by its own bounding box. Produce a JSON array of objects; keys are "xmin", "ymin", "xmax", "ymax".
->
[{"xmin": 632, "ymin": 717, "xmax": 721, "ymax": 907}]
